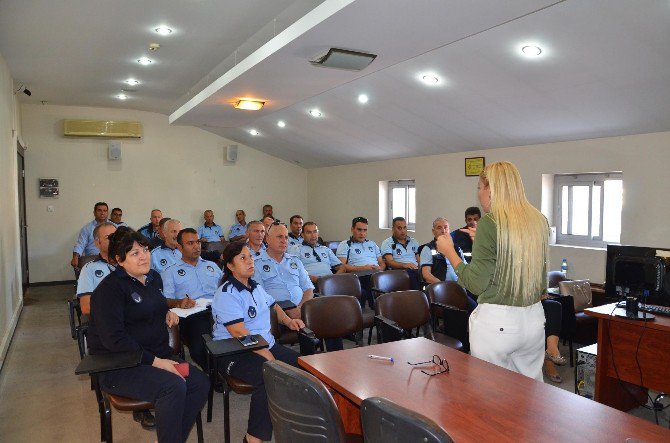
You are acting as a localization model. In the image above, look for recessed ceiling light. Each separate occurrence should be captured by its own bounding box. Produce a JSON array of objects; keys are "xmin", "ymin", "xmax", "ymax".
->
[
  {"xmin": 124, "ymin": 79, "xmax": 140, "ymax": 86},
  {"xmin": 309, "ymin": 109, "xmax": 322, "ymax": 117},
  {"xmin": 277, "ymin": 120, "xmax": 286, "ymax": 128},
  {"xmin": 137, "ymin": 57, "xmax": 153, "ymax": 65},
  {"xmin": 233, "ymin": 99, "xmax": 265, "ymax": 111},
  {"xmin": 521, "ymin": 45, "xmax": 543, "ymax": 57},
  {"xmin": 116, "ymin": 94, "xmax": 128, "ymax": 100},
  {"xmin": 249, "ymin": 129, "xmax": 260, "ymax": 136},
  {"xmin": 154, "ymin": 26, "xmax": 173, "ymax": 36},
  {"xmin": 358, "ymin": 94, "xmax": 369, "ymax": 104},
  {"xmin": 419, "ymin": 73, "xmax": 440, "ymax": 85}
]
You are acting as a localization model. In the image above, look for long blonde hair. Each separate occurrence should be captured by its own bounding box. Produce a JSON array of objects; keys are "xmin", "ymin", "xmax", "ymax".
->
[{"xmin": 481, "ymin": 161, "xmax": 548, "ymax": 304}]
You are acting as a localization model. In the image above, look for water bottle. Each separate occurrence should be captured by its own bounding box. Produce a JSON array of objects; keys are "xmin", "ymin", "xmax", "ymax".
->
[{"xmin": 561, "ymin": 258, "xmax": 568, "ymax": 277}]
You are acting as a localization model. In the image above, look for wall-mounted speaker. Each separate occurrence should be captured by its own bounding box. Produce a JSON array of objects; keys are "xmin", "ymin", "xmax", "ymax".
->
[
  {"xmin": 108, "ymin": 141, "xmax": 122, "ymax": 160},
  {"xmin": 226, "ymin": 144, "xmax": 238, "ymax": 163}
]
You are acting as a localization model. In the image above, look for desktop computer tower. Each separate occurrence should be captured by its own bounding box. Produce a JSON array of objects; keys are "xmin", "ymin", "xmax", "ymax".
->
[{"xmin": 575, "ymin": 343, "xmax": 598, "ymax": 399}]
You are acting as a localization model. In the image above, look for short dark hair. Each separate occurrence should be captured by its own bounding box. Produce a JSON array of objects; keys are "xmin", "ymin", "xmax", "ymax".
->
[
  {"xmin": 351, "ymin": 216, "xmax": 368, "ymax": 227},
  {"xmin": 302, "ymin": 221, "xmax": 318, "ymax": 231},
  {"xmin": 221, "ymin": 240, "xmax": 249, "ymax": 284},
  {"xmin": 109, "ymin": 229, "xmax": 149, "ymax": 264},
  {"xmin": 289, "ymin": 214, "xmax": 303, "ymax": 224},
  {"xmin": 392, "ymin": 217, "xmax": 406, "ymax": 226},
  {"xmin": 177, "ymin": 228, "xmax": 198, "ymax": 246},
  {"xmin": 94, "ymin": 202, "xmax": 108, "ymax": 210},
  {"xmin": 111, "ymin": 207, "xmax": 122, "ymax": 214},
  {"xmin": 262, "ymin": 204, "xmax": 272, "ymax": 210},
  {"xmin": 465, "ymin": 207, "xmax": 481, "ymax": 218},
  {"xmin": 158, "ymin": 217, "xmax": 172, "ymax": 228}
]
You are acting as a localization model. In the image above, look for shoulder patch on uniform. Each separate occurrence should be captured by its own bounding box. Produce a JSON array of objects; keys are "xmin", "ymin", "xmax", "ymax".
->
[
  {"xmin": 207, "ymin": 265, "xmax": 215, "ymax": 272},
  {"xmin": 160, "ymin": 258, "xmax": 167, "ymax": 266},
  {"xmin": 94, "ymin": 269, "xmax": 104, "ymax": 278}
]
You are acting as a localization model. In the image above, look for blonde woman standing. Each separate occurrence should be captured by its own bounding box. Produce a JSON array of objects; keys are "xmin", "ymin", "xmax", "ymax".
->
[{"xmin": 437, "ymin": 161, "xmax": 549, "ymax": 380}]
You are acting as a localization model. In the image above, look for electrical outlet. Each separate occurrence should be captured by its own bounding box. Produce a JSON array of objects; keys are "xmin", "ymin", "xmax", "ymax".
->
[{"xmin": 47, "ymin": 205, "xmax": 55, "ymax": 212}]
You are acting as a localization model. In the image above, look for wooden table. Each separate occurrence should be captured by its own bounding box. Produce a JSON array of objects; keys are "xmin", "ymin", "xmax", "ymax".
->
[
  {"xmin": 299, "ymin": 337, "xmax": 670, "ymax": 442},
  {"xmin": 586, "ymin": 303, "xmax": 670, "ymax": 411}
]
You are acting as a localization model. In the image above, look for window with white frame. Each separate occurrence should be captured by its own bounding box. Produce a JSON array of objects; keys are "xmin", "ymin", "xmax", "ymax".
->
[
  {"xmin": 388, "ymin": 180, "xmax": 416, "ymax": 230},
  {"xmin": 554, "ymin": 173, "xmax": 622, "ymax": 247}
]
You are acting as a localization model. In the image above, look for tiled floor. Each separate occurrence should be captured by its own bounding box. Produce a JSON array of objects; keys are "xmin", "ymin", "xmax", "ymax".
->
[{"xmin": 0, "ymin": 285, "xmax": 667, "ymax": 442}]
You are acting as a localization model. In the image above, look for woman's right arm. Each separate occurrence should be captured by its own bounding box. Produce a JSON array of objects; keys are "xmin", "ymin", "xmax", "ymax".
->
[{"xmin": 453, "ymin": 215, "xmax": 498, "ymax": 295}]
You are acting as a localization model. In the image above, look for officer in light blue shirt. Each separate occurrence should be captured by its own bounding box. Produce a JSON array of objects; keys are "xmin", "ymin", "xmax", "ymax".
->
[
  {"xmin": 290, "ymin": 222, "xmax": 342, "ymax": 286},
  {"xmin": 288, "ymin": 215, "xmax": 304, "ymax": 248},
  {"xmin": 71, "ymin": 202, "xmax": 109, "ymax": 270},
  {"xmin": 151, "ymin": 219, "xmax": 183, "ymax": 272},
  {"xmin": 198, "ymin": 210, "xmax": 225, "ymax": 242},
  {"xmin": 336, "ymin": 217, "xmax": 384, "ymax": 309},
  {"xmin": 138, "ymin": 209, "xmax": 163, "ymax": 244},
  {"xmin": 160, "ymin": 228, "xmax": 222, "ymax": 369},
  {"xmin": 381, "ymin": 217, "xmax": 421, "ymax": 289},
  {"xmin": 253, "ymin": 223, "xmax": 314, "ymax": 314},
  {"xmin": 228, "ymin": 209, "xmax": 248, "ymax": 242},
  {"xmin": 76, "ymin": 222, "xmax": 117, "ymax": 314},
  {"xmin": 245, "ymin": 220, "xmax": 267, "ymax": 258},
  {"xmin": 109, "ymin": 207, "xmax": 129, "ymax": 228}
]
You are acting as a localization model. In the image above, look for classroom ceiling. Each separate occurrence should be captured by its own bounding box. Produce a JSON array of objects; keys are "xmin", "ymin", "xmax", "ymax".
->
[{"xmin": 1, "ymin": 0, "xmax": 669, "ymax": 168}]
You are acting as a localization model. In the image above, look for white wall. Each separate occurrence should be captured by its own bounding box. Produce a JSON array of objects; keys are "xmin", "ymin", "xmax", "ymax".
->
[
  {"xmin": 21, "ymin": 104, "xmax": 308, "ymax": 282},
  {"xmin": 0, "ymin": 52, "xmax": 23, "ymax": 370},
  {"xmin": 307, "ymin": 131, "xmax": 670, "ymax": 283}
]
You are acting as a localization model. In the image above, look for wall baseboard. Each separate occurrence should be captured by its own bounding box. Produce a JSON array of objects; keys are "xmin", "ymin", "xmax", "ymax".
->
[
  {"xmin": 29, "ymin": 280, "xmax": 75, "ymax": 287},
  {"xmin": 0, "ymin": 298, "xmax": 24, "ymax": 373}
]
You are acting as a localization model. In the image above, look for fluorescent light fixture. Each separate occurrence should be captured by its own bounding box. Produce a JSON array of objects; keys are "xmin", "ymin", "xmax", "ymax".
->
[
  {"xmin": 277, "ymin": 121, "xmax": 286, "ymax": 128},
  {"xmin": 234, "ymin": 99, "xmax": 265, "ymax": 111},
  {"xmin": 154, "ymin": 26, "xmax": 173, "ymax": 36},
  {"xmin": 124, "ymin": 79, "xmax": 140, "ymax": 86},
  {"xmin": 137, "ymin": 57, "xmax": 153, "ymax": 65},
  {"xmin": 521, "ymin": 45, "xmax": 543, "ymax": 57},
  {"xmin": 249, "ymin": 129, "xmax": 260, "ymax": 136},
  {"xmin": 116, "ymin": 94, "xmax": 128, "ymax": 100},
  {"xmin": 358, "ymin": 94, "xmax": 369, "ymax": 104},
  {"xmin": 419, "ymin": 73, "xmax": 440, "ymax": 85},
  {"xmin": 309, "ymin": 109, "xmax": 322, "ymax": 117}
]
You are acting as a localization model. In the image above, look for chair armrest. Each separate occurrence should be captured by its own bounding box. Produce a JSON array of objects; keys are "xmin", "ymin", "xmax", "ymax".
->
[
  {"xmin": 202, "ymin": 333, "xmax": 269, "ymax": 358},
  {"xmin": 277, "ymin": 300, "xmax": 297, "ymax": 311},
  {"xmin": 298, "ymin": 327, "xmax": 320, "ymax": 356},
  {"xmin": 313, "ymin": 292, "xmax": 322, "ymax": 298},
  {"xmin": 374, "ymin": 315, "xmax": 404, "ymax": 343},
  {"xmin": 75, "ymin": 350, "xmax": 143, "ymax": 375},
  {"xmin": 430, "ymin": 301, "xmax": 467, "ymax": 314},
  {"xmin": 67, "ymin": 299, "xmax": 80, "ymax": 339}
]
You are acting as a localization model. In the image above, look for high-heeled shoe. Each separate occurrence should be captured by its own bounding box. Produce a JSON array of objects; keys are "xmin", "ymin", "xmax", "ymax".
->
[{"xmin": 545, "ymin": 350, "xmax": 567, "ymax": 366}]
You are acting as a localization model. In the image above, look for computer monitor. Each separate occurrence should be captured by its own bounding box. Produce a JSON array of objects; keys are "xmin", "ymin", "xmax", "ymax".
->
[{"xmin": 606, "ymin": 245, "xmax": 670, "ymax": 306}]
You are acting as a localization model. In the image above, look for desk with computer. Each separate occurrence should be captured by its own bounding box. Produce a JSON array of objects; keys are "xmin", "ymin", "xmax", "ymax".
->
[{"xmin": 585, "ymin": 244, "xmax": 670, "ymax": 412}]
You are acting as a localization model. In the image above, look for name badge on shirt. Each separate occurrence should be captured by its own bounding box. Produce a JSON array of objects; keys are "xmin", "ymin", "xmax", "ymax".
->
[
  {"xmin": 130, "ymin": 292, "xmax": 142, "ymax": 303},
  {"xmin": 177, "ymin": 269, "xmax": 186, "ymax": 276}
]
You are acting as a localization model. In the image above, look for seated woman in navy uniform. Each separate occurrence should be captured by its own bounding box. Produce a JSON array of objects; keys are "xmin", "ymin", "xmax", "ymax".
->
[
  {"xmin": 86, "ymin": 229, "xmax": 209, "ymax": 443},
  {"xmin": 212, "ymin": 241, "xmax": 304, "ymax": 443}
]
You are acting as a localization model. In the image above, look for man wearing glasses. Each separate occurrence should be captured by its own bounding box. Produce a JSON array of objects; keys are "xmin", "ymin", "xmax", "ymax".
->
[
  {"xmin": 291, "ymin": 222, "xmax": 343, "ymax": 288},
  {"xmin": 160, "ymin": 228, "xmax": 222, "ymax": 370},
  {"xmin": 110, "ymin": 207, "xmax": 128, "ymax": 228},
  {"xmin": 336, "ymin": 216, "xmax": 384, "ymax": 309}
]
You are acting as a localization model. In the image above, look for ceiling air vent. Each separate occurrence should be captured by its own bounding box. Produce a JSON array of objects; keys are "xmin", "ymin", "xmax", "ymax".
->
[
  {"xmin": 63, "ymin": 120, "xmax": 142, "ymax": 138},
  {"xmin": 309, "ymin": 48, "xmax": 377, "ymax": 71}
]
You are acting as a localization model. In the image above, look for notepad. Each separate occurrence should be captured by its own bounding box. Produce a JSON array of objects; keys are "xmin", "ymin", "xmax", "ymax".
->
[{"xmin": 170, "ymin": 297, "xmax": 212, "ymax": 318}]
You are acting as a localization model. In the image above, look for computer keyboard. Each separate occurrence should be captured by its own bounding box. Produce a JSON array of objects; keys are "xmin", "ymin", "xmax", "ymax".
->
[{"xmin": 616, "ymin": 301, "xmax": 670, "ymax": 316}]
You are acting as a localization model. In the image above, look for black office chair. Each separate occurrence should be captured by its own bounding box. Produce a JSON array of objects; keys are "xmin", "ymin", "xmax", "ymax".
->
[
  {"xmin": 262, "ymin": 360, "xmax": 362, "ymax": 443},
  {"xmin": 299, "ymin": 295, "xmax": 363, "ymax": 355},
  {"xmin": 361, "ymin": 397, "xmax": 453, "ymax": 443},
  {"xmin": 371, "ymin": 270, "xmax": 411, "ymax": 299}
]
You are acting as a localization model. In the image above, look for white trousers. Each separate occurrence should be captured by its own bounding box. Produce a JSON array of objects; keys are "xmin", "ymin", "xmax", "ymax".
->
[{"xmin": 469, "ymin": 302, "xmax": 545, "ymax": 381}]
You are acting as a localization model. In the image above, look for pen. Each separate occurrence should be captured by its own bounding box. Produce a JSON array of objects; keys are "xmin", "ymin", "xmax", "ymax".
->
[{"xmin": 368, "ymin": 354, "xmax": 394, "ymax": 363}]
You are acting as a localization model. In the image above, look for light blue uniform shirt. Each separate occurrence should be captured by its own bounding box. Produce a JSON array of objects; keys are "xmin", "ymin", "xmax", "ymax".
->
[
  {"xmin": 380, "ymin": 236, "xmax": 420, "ymax": 264},
  {"xmin": 336, "ymin": 239, "xmax": 382, "ymax": 266},
  {"xmin": 160, "ymin": 257, "xmax": 223, "ymax": 300},
  {"xmin": 212, "ymin": 277, "xmax": 276, "ymax": 347},
  {"xmin": 73, "ymin": 220, "xmax": 100, "ymax": 256},
  {"xmin": 247, "ymin": 242, "xmax": 267, "ymax": 259},
  {"xmin": 198, "ymin": 223, "xmax": 225, "ymax": 242},
  {"xmin": 419, "ymin": 242, "xmax": 458, "ymax": 282},
  {"xmin": 76, "ymin": 256, "xmax": 116, "ymax": 296},
  {"xmin": 111, "ymin": 221, "xmax": 129, "ymax": 228},
  {"xmin": 151, "ymin": 246, "xmax": 182, "ymax": 273},
  {"xmin": 290, "ymin": 243, "xmax": 341, "ymax": 277},
  {"xmin": 288, "ymin": 234, "xmax": 303, "ymax": 248},
  {"xmin": 252, "ymin": 250, "xmax": 314, "ymax": 305},
  {"xmin": 228, "ymin": 222, "xmax": 247, "ymax": 239}
]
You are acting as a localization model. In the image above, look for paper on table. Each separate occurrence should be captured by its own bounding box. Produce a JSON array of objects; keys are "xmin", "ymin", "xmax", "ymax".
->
[{"xmin": 170, "ymin": 297, "xmax": 212, "ymax": 318}]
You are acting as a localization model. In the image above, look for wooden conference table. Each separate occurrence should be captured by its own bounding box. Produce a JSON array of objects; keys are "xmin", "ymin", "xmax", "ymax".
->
[
  {"xmin": 299, "ymin": 337, "xmax": 670, "ymax": 442},
  {"xmin": 586, "ymin": 303, "xmax": 670, "ymax": 411}
]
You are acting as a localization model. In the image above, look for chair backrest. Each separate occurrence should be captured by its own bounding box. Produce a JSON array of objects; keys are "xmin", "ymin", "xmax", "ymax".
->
[
  {"xmin": 168, "ymin": 325, "xmax": 183, "ymax": 356},
  {"xmin": 376, "ymin": 290, "xmax": 430, "ymax": 330},
  {"xmin": 317, "ymin": 273, "xmax": 362, "ymax": 300},
  {"xmin": 559, "ymin": 280, "xmax": 593, "ymax": 311},
  {"xmin": 361, "ymin": 397, "xmax": 453, "ymax": 443},
  {"xmin": 425, "ymin": 281, "xmax": 468, "ymax": 310},
  {"xmin": 206, "ymin": 241, "xmax": 228, "ymax": 253},
  {"xmin": 371, "ymin": 270, "xmax": 411, "ymax": 294},
  {"xmin": 548, "ymin": 271, "xmax": 569, "ymax": 288},
  {"xmin": 301, "ymin": 296, "xmax": 363, "ymax": 339},
  {"xmin": 263, "ymin": 360, "xmax": 347, "ymax": 443}
]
